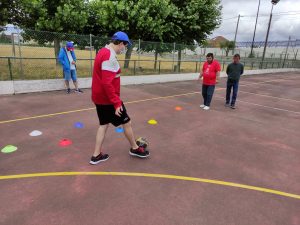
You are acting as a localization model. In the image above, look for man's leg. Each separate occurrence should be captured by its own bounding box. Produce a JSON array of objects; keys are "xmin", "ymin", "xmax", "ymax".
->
[
  {"xmin": 226, "ymin": 80, "xmax": 232, "ymax": 105},
  {"xmin": 64, "ymin": 70, "xmax": 71, "ymax": 93},
  {"xmin": 202, "ymin": 84, "xmax": 208, "ymax": 106},
  {"xmin": 122, "ymin": 121, "xmax": 150, "ymax": 158},
  {"xmin": 70, "ymin": 70, "xmax": 82, "ymax": 92},
  {"xmin": 73, "ymin": 81, "xmax": 79, "ymax": 90},
  {"xmin": 64, "ymin": 80, "xmax": 70, "ymax": 88},
  {"xmin": 231, "ymin": 81, "xmax": 239, "ymax": 106},
  {"xmin": 206, "ymin": 85, "xmax": 216, "ymax": 107},
  {"xmin": 92, "ymin": 124, "xmax": 109, "ymax": 157},
  {"xmin": 122, "ymin": 121, "xmax": 139, "ymax": 150}
]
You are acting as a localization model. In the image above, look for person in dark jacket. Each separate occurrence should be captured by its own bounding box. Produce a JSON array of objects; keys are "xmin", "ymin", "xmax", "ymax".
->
[{"xmin": 225, "ymin": 54, "xmax": 244, "ymax": 109}]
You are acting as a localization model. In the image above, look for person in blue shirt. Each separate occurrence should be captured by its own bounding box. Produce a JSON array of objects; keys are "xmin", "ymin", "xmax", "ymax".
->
[{"xmin": 58, "ymin": 41, "xmax": 83, "ymax": 94}]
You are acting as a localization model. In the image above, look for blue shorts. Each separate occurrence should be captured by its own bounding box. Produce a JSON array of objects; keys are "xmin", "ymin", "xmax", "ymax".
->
[{"xmin": 63, "ymin": 69, "xmax": 77, "ymax": 81}]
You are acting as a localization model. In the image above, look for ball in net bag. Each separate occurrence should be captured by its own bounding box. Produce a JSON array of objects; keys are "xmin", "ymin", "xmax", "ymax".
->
[{"xmin": 136, "ymin": 137, "xmax": 149, "ymax": 148}]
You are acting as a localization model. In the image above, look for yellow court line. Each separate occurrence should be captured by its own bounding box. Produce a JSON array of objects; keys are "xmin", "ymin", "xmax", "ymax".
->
[
  {"xmin": 0, "ymin": 172, "xmax": 299, "ymax": 200},
  {"xmin": 0, "ymin": 108, "xmax": 95, "ymax": 124},
  {"xmin": 0, "ymin": 92, "xmax": 200, "ymax": 124},
  {"xmin": 0, "ymin": 77, "xmax": 296, "ymax": 125}
]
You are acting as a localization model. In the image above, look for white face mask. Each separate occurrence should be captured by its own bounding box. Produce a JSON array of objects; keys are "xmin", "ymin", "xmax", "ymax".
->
[{"xmin": 120, "ymin": 46, "xmax": 127, "ymax": 54}]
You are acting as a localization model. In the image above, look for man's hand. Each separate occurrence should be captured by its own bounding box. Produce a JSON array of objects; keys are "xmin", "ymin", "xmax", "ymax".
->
[
  {"xmin": 72, "ymin": 61, "xmax": 76, "ymax": 65},
  {"xmin": 115, "ymin": 106, "xmax": 123, "ymax": 117},
  {"xmin": 198, "ymin": 74, "xmax": 203, "ymax": 82}
]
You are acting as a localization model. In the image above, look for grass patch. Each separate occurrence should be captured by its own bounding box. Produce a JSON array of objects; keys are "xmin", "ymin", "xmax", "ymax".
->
[{"xmin": 1, "ymin": 44, "xmax": 205, "ymax": 80}]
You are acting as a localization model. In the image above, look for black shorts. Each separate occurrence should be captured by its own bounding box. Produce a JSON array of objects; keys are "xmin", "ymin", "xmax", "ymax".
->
[{"xmin": 95, "ymin": 103, "xmax": 131, "ymax": 127}]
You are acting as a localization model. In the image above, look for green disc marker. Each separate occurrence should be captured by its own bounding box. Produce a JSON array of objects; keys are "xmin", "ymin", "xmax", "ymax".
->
[{"xmin": 1, "ymin": 145, "xmax": 18, "ymax": 153}]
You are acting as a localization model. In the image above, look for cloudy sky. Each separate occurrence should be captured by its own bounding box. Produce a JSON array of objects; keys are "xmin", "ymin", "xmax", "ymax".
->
[{"xmin": 210, "ymin": 0, "xmax": 300, "ymax": 42}]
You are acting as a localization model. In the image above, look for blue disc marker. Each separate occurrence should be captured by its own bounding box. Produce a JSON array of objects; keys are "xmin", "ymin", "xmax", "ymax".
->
[
  {"xmin": 74, "ymin": 122, "xmax": 84, "ymax": 129},
  {"xmin": 115, "ymin": 127, "xmax": 124, "ymax": 133}
]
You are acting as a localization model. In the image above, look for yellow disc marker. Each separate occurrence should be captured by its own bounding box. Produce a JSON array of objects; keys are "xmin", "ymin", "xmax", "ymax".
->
[{"xmin": 148, "ymin": 119, "xmax": 157, "ymax": 125}]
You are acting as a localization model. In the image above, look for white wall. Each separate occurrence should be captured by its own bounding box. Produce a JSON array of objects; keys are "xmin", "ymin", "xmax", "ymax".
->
[{"xmin": 0, "ymin": 68, "xmax": 299, "ymax": 95}]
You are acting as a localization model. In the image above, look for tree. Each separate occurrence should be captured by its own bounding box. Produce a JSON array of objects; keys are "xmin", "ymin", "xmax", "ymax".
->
[
  {"xmin": 16, "ymin": 0, "xmax": 89, "ymax": 61},
  {"xmin": 220, "ymin": 41, "xmax": 235, "ymax": 57},
  {"xmin": 170, "ymin": 0, "xmax": 222, "ymax": 70},
  {"xmin": 139, "ymin": 41, "xmax": 174, "ymax": 70},
  {"xmin": 87, "ymin": 0, "xmax": 180, "ymax": 68},
  {"xmin": 37, "ymin": 0, "xmax": 88, "ymax": 59},
  {"xmin": 84, "ymin": 0, "xmax": 222, "ymax": 70},
  {"xmin": 0, "ymin": 0, "xmax": 36, "ymax": 27}
]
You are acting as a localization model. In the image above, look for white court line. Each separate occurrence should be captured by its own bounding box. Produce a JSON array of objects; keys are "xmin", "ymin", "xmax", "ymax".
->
[
  {"xmin": 162, "ymin": 77, "xmax": 300, "ymax": 114},
  {"xmin": 237, "ymin": 100, "xmax": 300, "ymax": 115},
  {"xmin": 163, "ymin": 77, "xmax": 300, "ymax": 103},
  {"xmin": 239, "ymin": 91, "xmax": 300, "ymax": 103},
  {"xmin": 240, "ymin": 77, "xmax": 300, "ymax": 87},
  {"xmin": 215, "ymin": 96, "xmax": 300, "ymax": 115}
]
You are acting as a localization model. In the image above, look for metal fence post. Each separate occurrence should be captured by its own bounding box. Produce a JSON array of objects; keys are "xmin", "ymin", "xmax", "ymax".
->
[
  {"xmin": 90, "ymin": 34, "xmax": 93, "ymax": 77},
  {"xmin": 158, "ymin": 60, "xmax": 161, "ymax": 74},
  {"xmin": 11, "ymin": 33, "xmax": 16, "ymax": 58},
  {"xmin": 138, "ymin": 39, "xmax": 141, "ymax": 68},
  {"xmin": 17, "ymin": 30, "xmax": 24, "ymax": 79},
  {"xmin": 172, "ymin": 42, "xmax": 175, "ymax": 70},
  {"xmin": 8, "ymin": 57, "xmax": 13, "ymax": 80},
  {"xmin": 133, "ymin": 60, "xmax": 136, "ymax": 75}
]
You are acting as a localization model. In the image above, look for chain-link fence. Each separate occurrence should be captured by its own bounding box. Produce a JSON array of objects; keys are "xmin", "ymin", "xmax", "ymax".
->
[{"xmin": 0, "ymin": 28, "xmax": 299, "ymax": 81}]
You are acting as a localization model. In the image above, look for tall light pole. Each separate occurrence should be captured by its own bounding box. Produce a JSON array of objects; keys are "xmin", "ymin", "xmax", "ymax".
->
[
  {"xmin": 232, "ymin": 14, "xmax": 241, "ymax": 55},
  {"xmin": 282, "ymin": 36, "xmax": 291, "ymax": 68},
  {"xmin": 261, "ymin": 0, "xmax": 280, "ymax": 68},
  {"xmin": 250, "ymin": 0, "xmax": 261, "ymax": 57}
]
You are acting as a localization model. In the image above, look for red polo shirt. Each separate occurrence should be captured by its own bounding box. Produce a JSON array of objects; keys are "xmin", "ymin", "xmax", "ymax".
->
[{"xmin": 202, "ymin": 60, "xmax": 221, "ymax": 85}]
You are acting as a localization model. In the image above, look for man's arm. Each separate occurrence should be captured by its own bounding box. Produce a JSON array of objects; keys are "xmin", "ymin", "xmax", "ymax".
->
[
  {"xmin": 101, "ymin": 58, "xmax": 122, "ymax": 110},
  {"xmin": 216, "ymin": 62, "xmax": 221, "ymax": 83},
  {"xmin": 216, "ymin": 71, "xmax": 220, "ymax": 83},
  {"xmin": 241, "ymin": 64, "xmax": 244, "ymax": 75},
  {"xmin": 198, "ymin": 64, "xmax": 204, "ymax": 80},
  {"xmin": 226, "ymin": 64, "xmax": 230, "ymax": 75},
  {"xmin": 102, "ymin": 72, "xmax": 122, "ymax": 109},
  {"xmin": 199, "ymin": 71, "xmax": 203, "ymax": 79},
  {"xmin": 71, "ymin": 51, "xmax": 77, "ymax": 62},
  {"xmin": 58, "ymin": 48, "xmax": 65, "ymax": 66}
]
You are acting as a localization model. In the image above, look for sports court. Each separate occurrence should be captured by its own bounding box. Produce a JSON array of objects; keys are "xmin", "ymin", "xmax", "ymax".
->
[{"xmin": 0, "ymin": 71, "xmax": 300, "ymax": 225}]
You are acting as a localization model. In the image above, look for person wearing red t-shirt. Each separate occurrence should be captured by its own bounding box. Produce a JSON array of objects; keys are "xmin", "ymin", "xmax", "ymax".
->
[
  {"xmin": 198, "ymin": 53, "xmax": 221, "ymax": 110},
  {"xmin": 90, "ymin": 31, "xmax": 150, "ymax": 165}
]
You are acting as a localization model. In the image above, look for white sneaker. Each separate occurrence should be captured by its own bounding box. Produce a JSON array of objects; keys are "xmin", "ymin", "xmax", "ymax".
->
[
  {"xmin": 200, "ymin": 104, "xmax": 205, "ymax": 108},
  {"xmin": 203, "ymin": 106, "xmax": 210, "ymax": 110}
]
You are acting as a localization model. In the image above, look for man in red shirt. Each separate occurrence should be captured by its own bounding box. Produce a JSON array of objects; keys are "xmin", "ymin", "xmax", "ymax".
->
[
  {"xmin": 90, "ymin": 31, "xmax": 150, "ymax": 165},
  {"xmin": 198, "ymin": 53, "xmax": 221, "ymax": 110}
]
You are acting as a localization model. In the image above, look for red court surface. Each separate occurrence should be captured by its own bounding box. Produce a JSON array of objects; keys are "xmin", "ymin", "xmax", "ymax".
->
[{"xmin": 0, "ymin": 72, "xmax": 300, "ymax": 225}]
